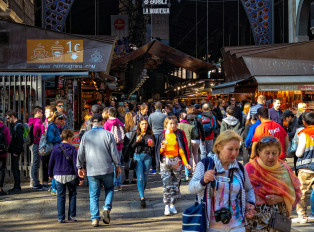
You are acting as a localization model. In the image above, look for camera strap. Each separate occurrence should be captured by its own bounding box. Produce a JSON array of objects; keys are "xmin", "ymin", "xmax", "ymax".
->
[{"xmin": 212, "ymin": 168, "xmax": 234, "ymax": 212}]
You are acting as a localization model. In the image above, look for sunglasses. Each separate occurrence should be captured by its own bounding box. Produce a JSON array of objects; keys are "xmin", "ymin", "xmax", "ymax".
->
[
  {"xmin": 230, "ymin": 100, "xmax": 236, "ymax": 101},
  {"xmin": 38, "ymin": 110, "xmax": 43, "ymax": 114},
  {"xmin": 57, "ymin": 105, "xmax": 64, "ymax": 108},
  {"xmin": 57, "ymin": 115, "xmax": 66, "ymax": 119},
  {"xmin": 260, "ymin": 137, "xmax": 279, "ymax": 143},
  {"xmin": 215, "ymin": 176, "xmax": 230, "ymax": 183}
]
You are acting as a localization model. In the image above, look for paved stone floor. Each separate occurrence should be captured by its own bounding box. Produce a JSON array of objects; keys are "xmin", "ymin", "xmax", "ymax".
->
[{"xmin": 0, "ymin": 158, "xmax": 313, "ymax": 231}]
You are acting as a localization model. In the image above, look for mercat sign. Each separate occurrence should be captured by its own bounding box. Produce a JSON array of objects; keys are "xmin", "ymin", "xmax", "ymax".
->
[{"xmin": 143, "ymin": 0, "xmax": 170, "ymax": 15}]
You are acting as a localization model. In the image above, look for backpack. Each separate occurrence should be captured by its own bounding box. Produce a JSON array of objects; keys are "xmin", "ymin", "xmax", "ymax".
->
[
  {"xmin": 201, "ymin": 115, "xmax": 214, "ymax": 137},
  {"xmin": 14, "ymin": 123, "xmax": 26, "ymax": 143},
  {"xmin": 0, "ymin": 126, "xmax": 7, "ymax": 155},
  {"xmin": 111, "ymin": 123, "xmax": 125, "ymax": 144},
  {"xmin": 25, "ymin": 124, "xmax": 34, "ymax": 146},
  {"xmin": 189, "ymin": 118, "xmax": 200, "ymax": 140}
]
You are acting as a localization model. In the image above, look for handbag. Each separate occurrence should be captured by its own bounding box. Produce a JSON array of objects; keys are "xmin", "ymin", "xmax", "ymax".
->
[
  {"xmin": 125, "ymin": 158, "xmax": 137, "ymax": 170},
  {"xmin": 39, "ymin": 133, "xmax": 53, "ymax": 157},
  {"xmin": 182, "ymin": 187, "xmax": 207, "ymax": 232},
  {"xmin": 268, "ymin": 213, "xmax": 291, "ymax": 232},
  {"xmin": 182, "ymin": 157, "xmax": 213, "ymax": 232}
]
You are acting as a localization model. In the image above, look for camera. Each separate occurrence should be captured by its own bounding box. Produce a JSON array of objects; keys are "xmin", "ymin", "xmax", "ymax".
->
[{"xmin": 214, "ymin": 207, "xmax": 232, "ymax": 224}]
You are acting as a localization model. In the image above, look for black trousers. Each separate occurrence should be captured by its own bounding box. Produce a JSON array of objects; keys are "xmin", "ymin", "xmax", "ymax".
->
[
  {"xmin": 11, "ymin": 153, "xmax": 21, "ymax": 189},
  {"xmin": 0, "ymin": 156, "xmax": 6, "ymax": 188},
  {"xmin": 42, "ymin": 154, "xmax": 50, "ymax": 183}
]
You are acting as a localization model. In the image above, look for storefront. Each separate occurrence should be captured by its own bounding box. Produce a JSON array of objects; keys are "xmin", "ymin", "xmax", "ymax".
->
[
  {"xmin": 0, "ymin": 20, "xmax": 116, "ymax": 129},
  {"xmin": 213, "ymin": 41, "xmax": 314, "ymax": 110}
]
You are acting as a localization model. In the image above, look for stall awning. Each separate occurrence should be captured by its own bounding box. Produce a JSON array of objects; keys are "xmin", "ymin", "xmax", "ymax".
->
[
  {"xmin": 111, "ymin": 40, "xmax": 216, "ymax": 74},
  {"xmin": 212, "ymin": 78, "xmax": 249, "ymax": 95},
  {"xmin": 255, "ymin": 76, "xmax": 314, "ymax": 91}
]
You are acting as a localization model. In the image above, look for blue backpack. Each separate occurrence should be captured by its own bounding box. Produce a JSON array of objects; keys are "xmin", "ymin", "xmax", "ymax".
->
[{"xmin": 201, "ymin": 115, "xmax": 213, "ymax": 137}]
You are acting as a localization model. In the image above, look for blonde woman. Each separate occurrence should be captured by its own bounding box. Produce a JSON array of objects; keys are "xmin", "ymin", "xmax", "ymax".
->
[
  {"xmin": 189, "ymin": 130, "xmax": 255, "ymax": 232},
  {"xmin": 242, "ymin": 103, "xmax": 251, "ymax": 126}
]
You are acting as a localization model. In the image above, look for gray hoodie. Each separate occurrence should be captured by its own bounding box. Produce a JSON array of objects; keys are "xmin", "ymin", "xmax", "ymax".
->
[{"xmin": 220, "ymin": 116, "xmax": 241, "ymax": 133}]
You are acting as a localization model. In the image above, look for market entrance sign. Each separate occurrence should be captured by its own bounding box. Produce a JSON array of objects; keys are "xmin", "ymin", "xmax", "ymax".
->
[
  {"xmin": 143, "ymin": 0, "xmax": 170, "ymax": 15},
  {"xmin": 27, "ymin": 40, "xmax": 84, "ymax": 63}
]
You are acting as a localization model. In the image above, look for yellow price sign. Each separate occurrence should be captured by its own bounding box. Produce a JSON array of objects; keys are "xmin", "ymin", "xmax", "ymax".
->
[{"xmin": 27, "ymin": 40, "xmax": 83, "ymax": 63}]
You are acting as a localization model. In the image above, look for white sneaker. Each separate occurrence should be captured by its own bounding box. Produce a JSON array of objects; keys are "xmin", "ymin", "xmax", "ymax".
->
[
  {"xmin": 308, "ymin": 214, "xmax": 314, "ymax": 220},
  {"xmin": 164, "ymin": 205, "xmax": 171, "ymax": 216},
  {"xmin": 169, "ymin": 204, "xmax": 177, "ymax": 214},
  {"xmin": 291, "ymin": 216, "xmax": 308, "ymax": 224}
]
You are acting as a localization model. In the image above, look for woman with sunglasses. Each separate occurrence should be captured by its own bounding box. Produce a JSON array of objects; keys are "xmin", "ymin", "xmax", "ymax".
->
[
  {"xmin": 125, "ymin": 119, "xmax": 155, "ymax": 208},
  {"xmin": 189, "ymin": 130, "xmax": 255, "ymax": 232},
  {"xmin": 45, "ymin": 112, "xmax": 64, "ymax": 195},
  {"xmin": 245, "ymin": 136, "xmax": 301, "ymax": 231}
]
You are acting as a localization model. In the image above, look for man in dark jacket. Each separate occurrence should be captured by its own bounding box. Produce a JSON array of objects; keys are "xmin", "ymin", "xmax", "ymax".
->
[
  {"xmin": 282, "ymin": 110, "xmax": 298, "ymax": 140},
  {"xmin": 269, "ymin": 98, "xmax": 283, "ymax": 125},
  {"xmin": 230, "ymin": 97, "xmax": 242, "ymax": 126},
  {"xmin": 28, "ymin": 106, "xmax": 44, "ymax": 190},
  {"xmin": 6, "ymin": 110, "xmax": 24, "ymax": 194}
]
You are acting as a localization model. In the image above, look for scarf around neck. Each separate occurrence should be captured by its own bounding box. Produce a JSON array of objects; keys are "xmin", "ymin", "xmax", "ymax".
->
[{"xmin": 245, "ymin": 157, "xmax": 301, "ymax": 216}]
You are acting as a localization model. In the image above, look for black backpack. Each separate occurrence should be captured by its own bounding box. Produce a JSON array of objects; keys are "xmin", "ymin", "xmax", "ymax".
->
[
  {"xmin": 25, "ymin": 124, "xmax": 34, "ymax": 146},
  {"xmin": 0, "ymin": 126, "xmax": 7, "ymax": 155},
  {"xmin": 189, "ymin": 118, "xmax": 200, "ymax": 140}
]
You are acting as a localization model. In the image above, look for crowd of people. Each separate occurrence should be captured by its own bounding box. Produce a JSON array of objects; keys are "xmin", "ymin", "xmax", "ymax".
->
[{"xmin": 0, "ymin": 96, "xmax": 313, "ymax": 231}]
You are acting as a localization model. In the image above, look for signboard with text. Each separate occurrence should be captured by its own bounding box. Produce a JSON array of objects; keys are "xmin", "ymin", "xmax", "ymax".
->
[
  {"xmin": 0, "ymin": 20, "xmax": 114, "ymax": 73},
  {"xmin": 143, "ymin": 0, "xmax": 170, "ymax": 15},
  {"xmin": 27, "ymin": 40, "xmax": 84, "ymax": 63}
]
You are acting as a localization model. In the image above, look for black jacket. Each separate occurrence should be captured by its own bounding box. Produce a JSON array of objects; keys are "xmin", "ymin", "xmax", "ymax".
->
[
  {"xmin": 8, "ymin": 120, "xmax": 24, "ymax": 154},
  {"xmin": 124, "ymin": 131, "xmax": 155, "ymax": 162},
  {"xmin": 155, "ymin": 129, "xmax": 189, "ymax": 171},
  {"xmin": 232, "ymin": 105, "xmax": 243, "ymax": 126},
  {"xmin": 214, "ymin": 107, "xmax": 224, "ymax": 123}
]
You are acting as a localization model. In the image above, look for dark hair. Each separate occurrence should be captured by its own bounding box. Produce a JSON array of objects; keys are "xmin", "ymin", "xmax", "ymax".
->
[
  {"xmin": 273, "ymin": 98, "xmax": 281, "ymax": 103},
  {"xmin": 251, "ymin": 114, "xmax": 258, "ymax": 121},
  {"xmin": 91, "ymin": 113, "xmax": 103, "ymax": 122},
  {"xmin": 55, "ymin": 100, "xmax": 64, "ymax": 106},
  {"xmin": 136, "ymin": 119, "xmax": 153, "ymax": 135},
  {"xmin": 257, "ymin": 107, "xmax": 269, "ymax": 119},
  {"xmin": 226, "ymin": 106, "xmax": 234, "ymax": 116},
  {"xmin": 61, "ymin": 129, "xmax": 74, "ymax": 141},
  {"xmin": 34, "ymin": 106, "xmax": 43, "ymax": 115},
  {"xmin": 129, "ymin": 103, "xmax": 134, "ymax": 111},
  {"xmin": 6, "ymin": 110, "xmax": 17, "ymax": 118},
  {"xmin": 108, "ymin": 107, "xmax": 116, "ymax": 117},
  {"xmin": 303, "ymin": 111, "xmax": 314, "ymax": 126},
  {"xmin": 181, "ymin": 102, "xmax": 186, "ymax": 109},
  {"xmin": 51, "ymin": 112, "xmax": 65, "ymax": 123},
  {"xmin": 165, "ymin": 104, "xmax": 173, "ymax": 111}
]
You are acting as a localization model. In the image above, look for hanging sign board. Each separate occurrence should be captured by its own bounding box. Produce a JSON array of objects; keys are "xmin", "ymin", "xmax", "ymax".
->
[{"xmin": 143, "ymin": 0, "xmax": 170, "ymax": 14}]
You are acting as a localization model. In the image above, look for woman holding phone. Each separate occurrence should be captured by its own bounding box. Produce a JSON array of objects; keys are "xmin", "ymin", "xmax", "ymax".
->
[{"xmin": 125, "ymin": 119, "xmax": 155, "ymax": 208}]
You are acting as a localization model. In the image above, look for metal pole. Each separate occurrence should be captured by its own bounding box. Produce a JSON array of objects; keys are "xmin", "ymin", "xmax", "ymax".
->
[
  {"xmin": 196, "ymin": 0, "xmax": 198, "ymax": 58},
  {"xmin": 238, "ymin": 0, "xmax": 240, "ymax": 46},
  {"xmin": 283, "ymin": 0, "xmax": 285, "ymax": 43},
  {"xmin": 41, "ymin": 0, "xmax": 45, "ymax": 28},
  {"xmin": 223, "ymin": 0, "xmax": 225, "ymax": 47},
  {"xmin": 95, "ymin": 0, "xmax": 97, "ymax": 36},
  {"xmin": 207, "ymin": 0, "xmax": 208, "ymax": 61}
]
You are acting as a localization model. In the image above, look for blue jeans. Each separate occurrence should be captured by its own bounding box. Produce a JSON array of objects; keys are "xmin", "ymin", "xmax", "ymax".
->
[
  {"xmin": 88, "ymin": 173, "xmax": 114, "ymax": 221},
  {"xmin": 55, "ymin": 179, "xmax": 77, "ymax": 221},
  {"xmin": 134, "ymin": 153, "xmax": 152, "ymax": 198},
  {"xmin": 311, "ymin": 190, "xmax": 314, "ymax": 214},
  {"xmin": 30, "ymin": 144, "xmax": 40, "ymax": 186},
  {"xmin": 200, "ymin": 140, "xmax": 213, "ymax": 160},
  {"xmin": 114, "ymin": 151, "xmax": 122, "ymax": 187}
]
